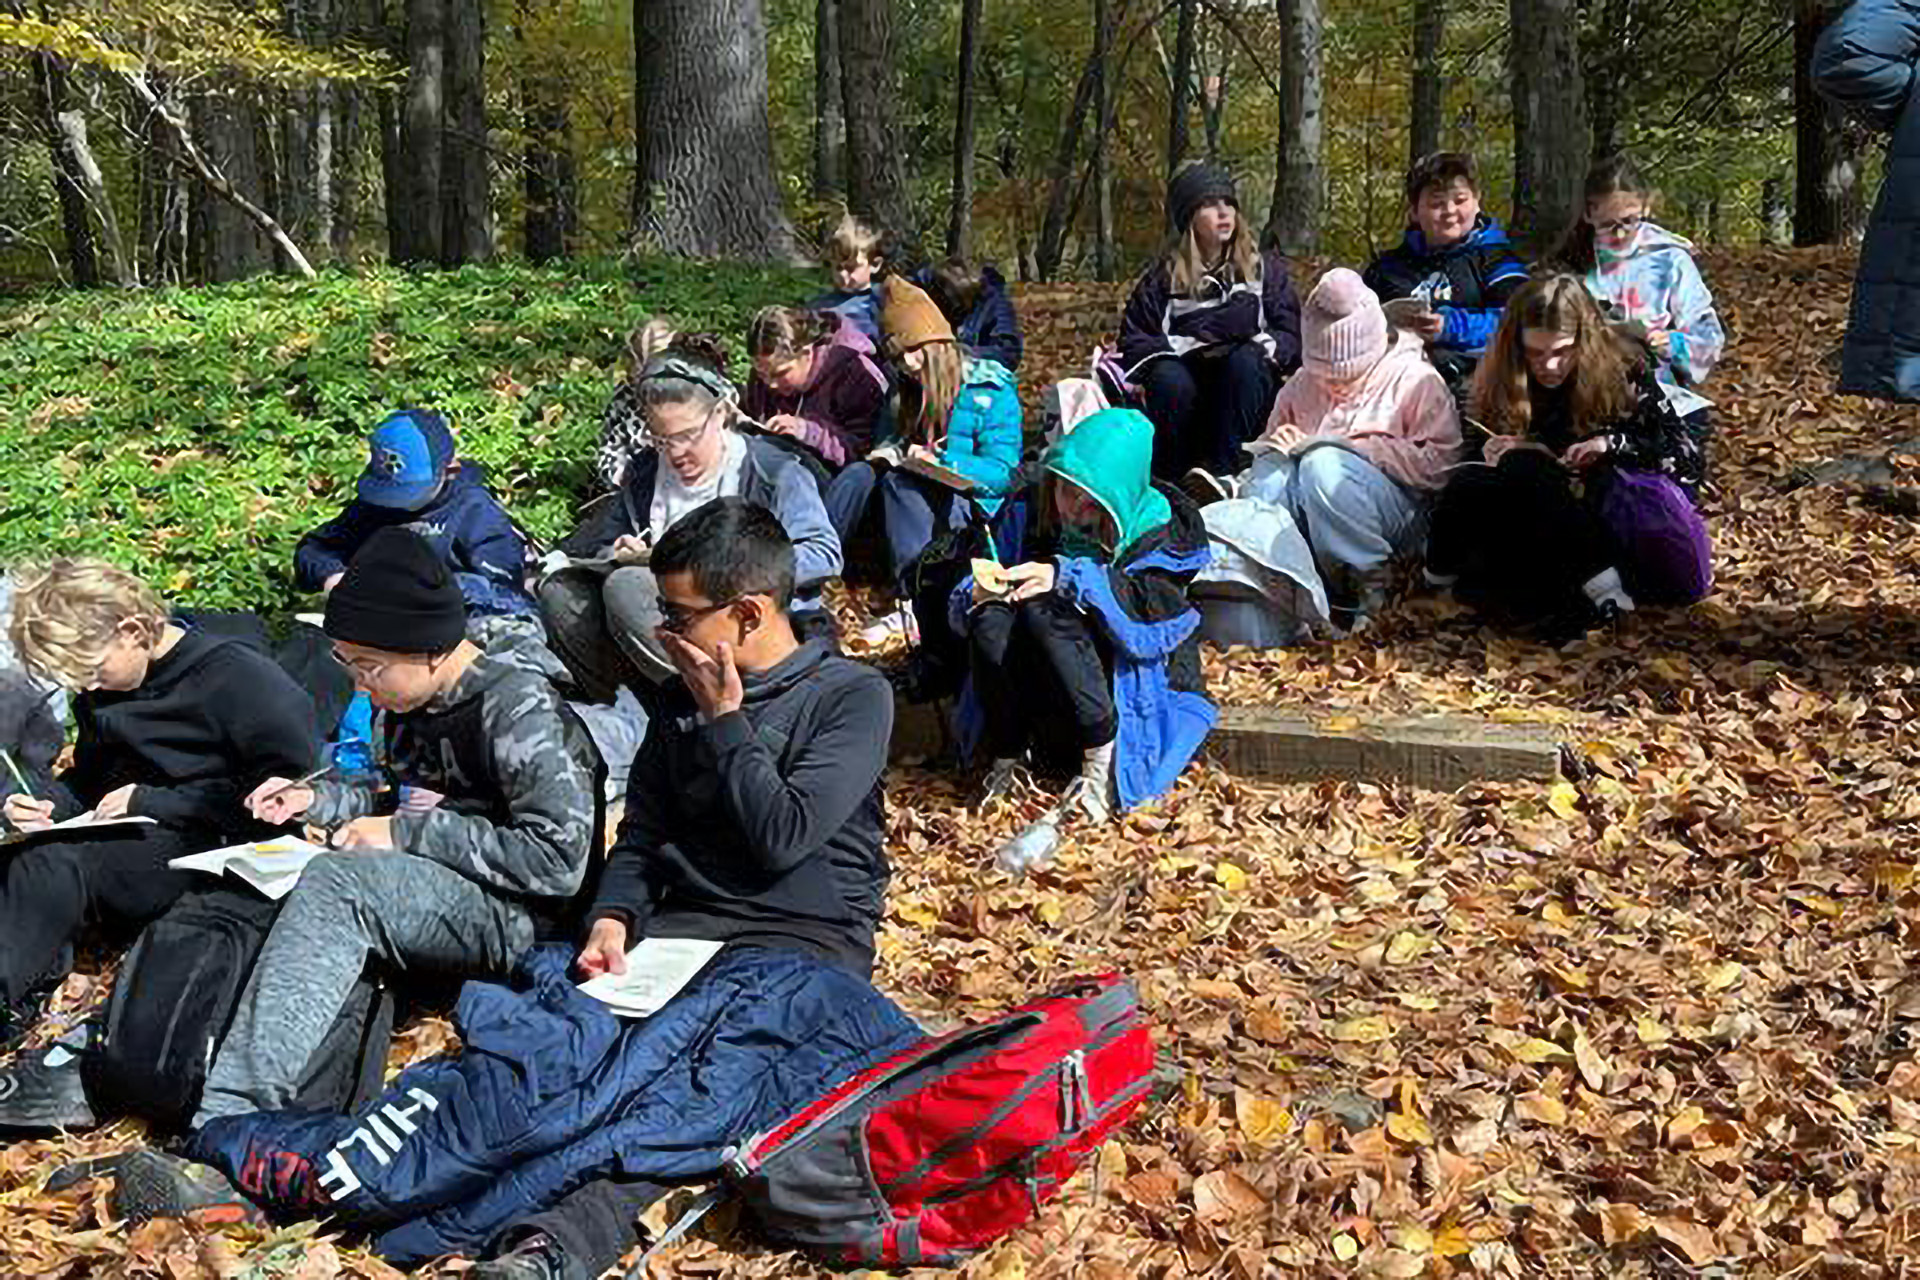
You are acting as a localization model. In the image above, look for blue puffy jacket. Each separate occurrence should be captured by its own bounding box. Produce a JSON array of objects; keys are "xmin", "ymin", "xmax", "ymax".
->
[
  {"xmin": 187, "ymin": 945, "xmax": 921, "ymax": 1266},
  {"xmin": 294, "ymin": 461, "xmax": 537, "ymax": 618},
  {"xmin": 1815, "ymin": 0, "xmax": 1920, "ymax": 401}
]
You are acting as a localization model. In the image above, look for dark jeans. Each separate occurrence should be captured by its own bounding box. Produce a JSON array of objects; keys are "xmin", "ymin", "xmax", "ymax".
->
[
  {"xmin": 0, "ymin": 826, "xmax": 197, "ymax": 1005},
  {"xmin": 1138, "ymin": 343, "xmax": 1277, "ymax": 479},
  {"xmin": 970, "ymin": 594, "xmax": 1117, "ymax": 773},
  {"xmin": 506, "ymin": 1177, "xmax": 668, "ymax": 1278},
  {"xmin": 825, "ymin": 462, "xmax": 977, "ymax": 589},
  {"xmin": 1426, "ymin": 448, "xmax": 1617, "ymax": 625}
]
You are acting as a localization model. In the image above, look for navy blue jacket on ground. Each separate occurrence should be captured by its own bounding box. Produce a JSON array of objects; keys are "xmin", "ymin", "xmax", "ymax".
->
[
  {"xmin": 1362, "ymin": 215, "xmax": 1529, "ymax": 378},
  {"xmin": 1815, "ymin": 0, "xmax": 1920, "ymax": 401},
  {"xmin": 295, "ymin": 462, "xmax": 537, "ymax": 618},
  {"xmin": 911, "ymin": 263, "xmax": 1025, "ymax": 371},
  {"xmin": 188, "ymin": 944, "xmax": 922, "ymax": 1266}
]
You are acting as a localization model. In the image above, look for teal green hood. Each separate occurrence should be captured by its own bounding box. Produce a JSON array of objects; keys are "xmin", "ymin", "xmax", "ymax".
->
[{"xmin": 1043, "ymin": 407, "xmax": 1171, "ymax": 562}]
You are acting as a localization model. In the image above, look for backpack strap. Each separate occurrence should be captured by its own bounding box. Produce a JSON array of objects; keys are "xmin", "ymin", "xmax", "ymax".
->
[{"xmin": 623, "ymin": 1185, "xmax": 726, "ymax": 1278}]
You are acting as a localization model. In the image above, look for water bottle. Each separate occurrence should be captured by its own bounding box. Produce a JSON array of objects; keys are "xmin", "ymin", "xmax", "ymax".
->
[{"xmin": 996, "ymin": 814, "xmax": 1062, "ymax": 875}]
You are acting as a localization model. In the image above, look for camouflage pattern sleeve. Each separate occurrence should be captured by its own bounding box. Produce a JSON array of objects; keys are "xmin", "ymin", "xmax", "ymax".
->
[
  {"xmin": 307, "ymin": 778, "xmax": 385, "ymax": 827},
  {"xmin": 389, "ymin": 672, "xmax": 598, "ymax": 901}
]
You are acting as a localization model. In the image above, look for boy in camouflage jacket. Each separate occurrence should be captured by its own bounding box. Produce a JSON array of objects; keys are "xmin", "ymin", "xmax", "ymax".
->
[{"xmin": 191, "ymin": 527, "xmax": 604, "ymax": 1129}]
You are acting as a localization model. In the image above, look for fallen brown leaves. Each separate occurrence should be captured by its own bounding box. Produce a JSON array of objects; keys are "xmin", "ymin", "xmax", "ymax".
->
[{"xmin": 7, "ymin": 248, "xmax": 1920, "ymax": 1277}]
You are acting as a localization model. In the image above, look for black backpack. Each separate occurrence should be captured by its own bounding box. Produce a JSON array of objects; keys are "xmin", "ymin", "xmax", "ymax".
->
[{"xmin": 85, "ymin": 885, "xmax": 394, "ymax": 1134}]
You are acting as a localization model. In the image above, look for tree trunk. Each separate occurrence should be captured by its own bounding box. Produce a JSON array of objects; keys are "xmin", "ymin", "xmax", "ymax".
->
[
  {"xmin": 838, "ymin": 0, "xmax": 913, "ymax": 249},
  {"xmin": 634, "ymin": 0, "xmax": 798, "ymax": 260},
  {"xmin": 1410, "ymin": 0, "xmax": 1443, "ymax": 164},
  {"xmin": 946, "ymin": 0, "xmax": 983, "ymax": 258},
  {"xmin": 313, "ymin": 0, "xmax": 336, "ymax": 261},
  {"xmin": 1167, "ymin": 0, "xmax": 1197, "ymax": 177},
  {"xmin": 1794, "ymin": 0, "xmax": 1868, "ymax": 245},
  {"xmin": 397, "ymin": 0, "xmax": 445, "ymax": 264},
  {"xmin": 812, "ymin": 0, "xmax": 845, "ymax": 198},
  {"xmin": 1763, "ymin": 175, "xmax": 1791, "ymax": 246},
  {"xmin": 519, "ymin": 0, "xmax": 572, "ymax": 263},
  {"xmin": 1506, "ymin": 0, "xmax": 1589, "ymax": 255},
  {"xmin": 1265, "ymin": 0, "xmax": 1324, "ymax": 255},
  {"xmin": 53, "ymin": 106, "xmax": 135, "ymax": 284},
  {"xmin": 28, "ymin": 43, "xmax": 99, "ymax": 288},
  {"xmin": 443, "ymin": 0, "xmax": 492, "ymax": 265},
  {"xmin": 1036, "ymin": 41, "xmax": 1101, "ymax": 281},
  {"xmin": 1093, "ymin": 0, "xmax": 1116, "ymax": 281},
  {"xmin": 137, "ymin": 74, "xmax": 187, "ymax": 284},
  {"xmin": 281, "ymin": 0, "xmax": 319, "ymax": 262}
]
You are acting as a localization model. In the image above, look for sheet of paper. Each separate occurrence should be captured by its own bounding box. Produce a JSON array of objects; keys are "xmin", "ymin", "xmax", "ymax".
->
[
  {"xmin": 170, "ymin": 836, "xmax": 330, "ymax": 901},
  {"xmin": 1, "ymin": 812, "xmax": 158, "ymax": 845},
  {"xmin": 577, "ymin": 937, "xmax": 725, "ymax": 1019}
]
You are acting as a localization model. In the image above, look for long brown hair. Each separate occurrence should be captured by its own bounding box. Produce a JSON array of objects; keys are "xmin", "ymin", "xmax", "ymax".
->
[
  {"xmin": 1547, "ymin": 153, "xmax": 1655, "ymax": 275},
  {"xmin": 899, "ymin": 340, "xmax": 964, "ymax": 447},
  {"xmin": 1472, "ymin": 274, "xmax": 1633, "ymax": 437},
  {"xmin": 747, "ymin": 306, "xmax": 838, "ymax": 362},
  {"xmin": 1165, "ymin": 216, "xmax": 1261, "ymax": 297}
]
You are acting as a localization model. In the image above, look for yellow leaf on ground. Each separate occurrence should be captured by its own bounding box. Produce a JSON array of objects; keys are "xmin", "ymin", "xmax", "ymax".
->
[
  {"xmin": 1394, "ymin": 1224, "xmax": 1434, "ymax": 1252},
  {"xmin": 1514, "ymin": 1091, "xmax": 1567, "ymax": 1126},
  {"xmin": 1215, "ymin": 862, "xmax": 1249, "ymax": 892},
  {"xmin": 1599, "ymin": 1202, "xmax": 1651, "ymax": 1245},
  {"xmin": 1432, "ymin": 1225, "xmax": 1473, "ymax": 1256},
  {"xmin": 1666, "ymin": 1104, "xmax": 1707, "ymax": 1144},
  {"xmin": 1388, "ymin": 1109, "xmax": 1434, "ymax": 1145},
  {"xmin": 1573, "ymin": 1030, "xmax": 1610, "ymax": 1093},
  {"xmin": 1331, "ymin": 1015, "xmax": 1394, "ymax": 1043},
  {"xmin": 1386, "ymin": 931, "xmax": 1430, "ymax": 965},
  {"xmin": 1235, "ymin": 1089, "xmax": 1292, "ymax": 1148},
  {"xmin": 1548, "ymin": 780, "xmax": 1582, "ymax": 820},
  {"xmin": 1652, "ymin": 1216, "xmax": 1720, "ymax": 1264},
  {"xmin": 1635, "ymin": 1016, "xmax": 1671, "ymax": 1044},
  {"xmin": 1394, "ymin": 992, "xmax": 1440, "ymax": 1010},
  {"xmin": 1332, "ymin": 1232, "xmax": 1360, "ymax": 1261},
  {"xmin": 1703, "ymin": 960, "xmax": 1744, "ymax": 991},
  {"xmin": 1489, "ymin": 1030, "xmax": 1570, "ymax": 1064}
]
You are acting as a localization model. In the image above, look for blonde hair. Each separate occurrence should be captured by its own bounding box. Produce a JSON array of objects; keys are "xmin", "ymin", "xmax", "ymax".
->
[
  {"xmin": 902, "ymin": 341, "xmax": 964, "ymax": 447},
  {"xmin": 1472, "ymin": 274, "xmax": 1634, "ymax": 437},
  {"xmin": 10, "ymin": 559, "xmax": 167, "ymax": 691},
  {"xmin": 824, "ymin": 212, "xmax": 885, "ymax": 267},
  {"xmin": 1166, "ymin": 216, "xmax": 1260, "ymax": 297}
]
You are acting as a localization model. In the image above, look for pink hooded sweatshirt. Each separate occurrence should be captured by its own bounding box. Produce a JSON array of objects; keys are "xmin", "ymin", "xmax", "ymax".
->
[{"xmin": 1259, "ymin": 270, "xmax": 1462, "ymax": 492}]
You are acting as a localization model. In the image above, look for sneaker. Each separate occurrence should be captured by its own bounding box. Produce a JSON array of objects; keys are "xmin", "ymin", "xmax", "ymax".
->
[
  {"xmin": 1181, "ymin": 467, "xmax": 1235, "ymax": 507},
  {"xmin": 471, "ymin": 1232, "xmax": 583, "ymax": 1280},
  {"xmin": 1061, "ymin": 774, "xmax": 1112, "ymax": 825},
  {"xmin": 0, "ymin": 1041, "xmax": 96, "ymax": 1133},
  {"xmin": 0, "ymin": 950, "xmax": 70, "ymax": 1058},
  {"xmin": 67, "ymin": 1150, "xmax": 264, "ymax": 1227},
  {"xmin": 972, "ymin": 758, "xmax": 1022, "ymax": 810}
]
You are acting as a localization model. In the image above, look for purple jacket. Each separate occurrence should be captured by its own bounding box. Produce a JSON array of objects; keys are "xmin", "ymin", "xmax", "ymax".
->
[
  {"xmin": 743, "ymin": 316, "xmax": 889, "ymax": 468},
  {"xmin": 1117, "ymin": 247, "xmax": 1303, "ymax": 377}
]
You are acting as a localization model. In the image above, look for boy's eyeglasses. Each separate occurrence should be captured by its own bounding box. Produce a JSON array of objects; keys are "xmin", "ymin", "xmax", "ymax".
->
[
  {"xmin": 658, "ymin": 596, "xmax": 741, "ymax": 635},
  {"xmin": 1594, "ymin": 214, "xmax": 1645, "ymax": 236},
  {"xmin": 331, "ymin": 650, "xmax": 392, "ymax": 682}
]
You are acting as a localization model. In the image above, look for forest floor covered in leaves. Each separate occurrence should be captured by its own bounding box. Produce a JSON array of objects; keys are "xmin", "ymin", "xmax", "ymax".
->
[{"xmin": 4, "ymin": 248, "xmax": 1920, "ymax": 1278}]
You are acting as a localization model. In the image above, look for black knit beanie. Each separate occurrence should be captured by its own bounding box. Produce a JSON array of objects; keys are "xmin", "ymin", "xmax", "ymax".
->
[
  {"xmin": 324, "ymin": 527, "xmax": 467, "ymax": 655},
  {"xmin": 1167, "ymin": 163, "xmax": 1238, "ymax": 233}
]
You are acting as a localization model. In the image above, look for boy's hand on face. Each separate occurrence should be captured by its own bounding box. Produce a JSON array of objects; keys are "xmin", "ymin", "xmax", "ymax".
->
[
  {"xmin": 4, "ymin": 795, "xmax": 53, "ymax": 832},
  {"xmin": 92, "ymin": 784, "xmax": 136, "ymax": 821},
  {"xmin": 331, "ymin": 815, "xmax": 396, "ymax": 852},
  {"xmin": 247, "ymin": 778, "xmax": 316, "ymax": 825},
  {"xmin": 577, "ymin": 917, "xmax": 630, "ymax": 978},
  {"xmin": 662, "ymin": 633, "xmax": 745, "ymax": 721}
]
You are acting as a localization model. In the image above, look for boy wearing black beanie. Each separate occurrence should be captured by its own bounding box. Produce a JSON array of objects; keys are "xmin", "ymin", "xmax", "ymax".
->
[{"xmin": 191, "ymin": 527, "xmax": 604, "ymax": 1129}]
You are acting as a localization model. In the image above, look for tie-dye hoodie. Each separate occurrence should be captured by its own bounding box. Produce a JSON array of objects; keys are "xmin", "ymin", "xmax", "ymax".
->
[{"xmin": 1582, "ymin": 222, "xmax": 1726, "ymax": 418}]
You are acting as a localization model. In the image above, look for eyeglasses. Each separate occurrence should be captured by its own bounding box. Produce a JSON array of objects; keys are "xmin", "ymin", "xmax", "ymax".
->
[
  {"xmin": 658, "ymin": 596, "xmax": 742, "ymax": 636},
  {"xmin": 1594, "ymin": 214, "xmax": 1645, "ymax": 237},
  {"xmin": 331, "ymin": 649, "xmax": 394, "ymax": 683},
  {"xmin": 643, "ymin": 410, "xmax": 718, "ymax": 454}
]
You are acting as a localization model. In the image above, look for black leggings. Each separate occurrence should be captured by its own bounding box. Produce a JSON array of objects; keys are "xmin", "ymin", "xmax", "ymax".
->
[
  {"xmin": 1426, "ymin": 449, "xmax": 1617, "ymax": 625},
  {"xmin": 970, "ymin": 595, "xmax": 1117, "ymax": 772}
]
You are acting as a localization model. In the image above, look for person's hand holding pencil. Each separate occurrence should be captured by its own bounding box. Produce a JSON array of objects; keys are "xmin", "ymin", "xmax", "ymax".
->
[
  {"xmin": 246, "ymin": 765, "xmax": 330, "ymax": 827},
  {"xmin": 0, "ymin": 749, "xmax": 52, "ymax": 832}
]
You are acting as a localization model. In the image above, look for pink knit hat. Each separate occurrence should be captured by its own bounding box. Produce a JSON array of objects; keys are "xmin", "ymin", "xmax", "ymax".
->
[{"xmin": 1302, "ymin": 269, "xmax": 1390, "ymax": 382}]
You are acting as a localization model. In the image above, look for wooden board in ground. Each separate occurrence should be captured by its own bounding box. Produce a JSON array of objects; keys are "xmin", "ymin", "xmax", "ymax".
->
[{"xmin": 1205, "ymin": 708, "xmax": 1562, "ymax": 789}]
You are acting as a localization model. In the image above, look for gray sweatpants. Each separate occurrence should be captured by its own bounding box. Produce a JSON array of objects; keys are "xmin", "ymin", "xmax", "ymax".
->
[
  {"xmin": 192, "ymin": 851, "xmax": 535, "ymax": 1128},
  {"xmin": 1243, "ymin": 444, "xmax": 1427, "ymax": 603}
]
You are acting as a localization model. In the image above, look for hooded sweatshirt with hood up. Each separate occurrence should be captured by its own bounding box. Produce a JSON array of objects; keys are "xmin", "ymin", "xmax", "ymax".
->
[
  {"xmin": 588, "ymin": 638, "xmax": 893, "ymax": 977},
  {"xmin": 953, "ymin": 408, "xmax": 1216, "ymax": 810},
  {"xmin": 742, "ymin": 314, "xmax": 890, "ymax": 469},
  {"xmin": 1260, "ymin": 331, "xmax": 1463, "ymax": 492},
  {"xmin": 1579, "ymin": 221, "xmax": 1725, "ymax": 418}
]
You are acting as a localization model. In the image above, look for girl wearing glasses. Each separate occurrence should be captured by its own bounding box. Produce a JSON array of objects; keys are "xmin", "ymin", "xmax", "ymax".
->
[{"xmin": 1549, "ymin": 154, "xmax": 1726, "ymax": 468}]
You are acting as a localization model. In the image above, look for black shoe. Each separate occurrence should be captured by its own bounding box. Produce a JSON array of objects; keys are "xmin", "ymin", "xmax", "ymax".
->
[
  {"xmin": 1181, "ymin": 467, "xmax": 1233, "ymax": 508},
  {"xmin": 50, "ymin": 1149, "xmax": 265, "ymax": 1227},
  {"xmin": 0, "ymin": 1040, "xmax": 96, "ymax": 1133},
  {"xmin": 471, "ymin": 1232, "xmax": 582, "ymax": 1280}
]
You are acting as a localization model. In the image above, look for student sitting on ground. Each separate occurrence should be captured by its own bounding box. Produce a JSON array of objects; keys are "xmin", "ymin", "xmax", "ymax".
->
[
  {"xmin": 0, "ymin": 560, "xmax": 320, "ymax": 1050},
  {"xmin": 1119, "ymin": 162, "xmax": 1302, "ymax": 481},
  {"xmin": 915, "ymin": 255, "xmax": 1025, "ymax": 372},
  {"xmin": 808, "ymin": 211, "xmax": 889, "ymax": 345},
  {"xmin": 1547, "ymin": 153, "xmax": 1725, "ymax": 465},
  {"xmin": 100, "ymin": 502, "xmax": 917, "ymax": 1280},
  {"xmin": 1426, "ymin": 274, "xmax": 1709, "ymax": 642},
  {"xmin": 1362, "ymin": 151, "xmax": 1530, "ymax": 401},
  {"xmin": 827, "ymin": 276, "xmax": 1023, "ymax": 646},
  {"xmin": 743, "ymin": 305, "xmax": 890, "ymax": 472},
  {"xmin": 541, "ymin": 335, "xmax": 842, "ymax": 701},
  {"xmin": 1185, "ymin": 270, "xmax": 1462, "ymax": 634},
  {"xmin": 956, "ymin": 407, "xmax": 1213, "ymax": 825},
  {"xmin": 296, "ymin": 409, "xmax": 537, "ymax": 621},
  {"xmin": 181, "ymin": 527, "xmax": 602, "ymax": 1130}
]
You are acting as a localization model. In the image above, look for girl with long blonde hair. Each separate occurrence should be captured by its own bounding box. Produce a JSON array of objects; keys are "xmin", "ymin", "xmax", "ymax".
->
[
  {"xmin": 1425, "ymin": 274, "xmax": 1709, "ymax": 641},
  {"xmin": 1116, "ymin": 163, "xmax": 1302, "ymax": 482}
]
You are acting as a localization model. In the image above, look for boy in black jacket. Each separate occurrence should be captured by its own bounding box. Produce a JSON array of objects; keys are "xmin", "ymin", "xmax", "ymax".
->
[
  {"xmin": 478, "ymin": 497, "xmax": 895, "ymax": 1280},
  {"xmin": 0, "ymin": 560, "xmax": 321, "ymax": 1050},
  {"xmin": 1362, "ymin": 151, "xmax": 1530, "ymax": 398}
]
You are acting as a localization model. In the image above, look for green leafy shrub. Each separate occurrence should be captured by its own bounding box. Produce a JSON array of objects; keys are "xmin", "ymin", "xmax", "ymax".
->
[{"xmin": 0, "ymin": 258, "xmax": 819, "ymax": 610}]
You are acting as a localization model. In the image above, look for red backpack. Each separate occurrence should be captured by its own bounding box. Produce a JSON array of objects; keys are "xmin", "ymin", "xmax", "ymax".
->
[{"xmin": 723, "ymin": 973, "xmax": 1155, "ymax": 1267}]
